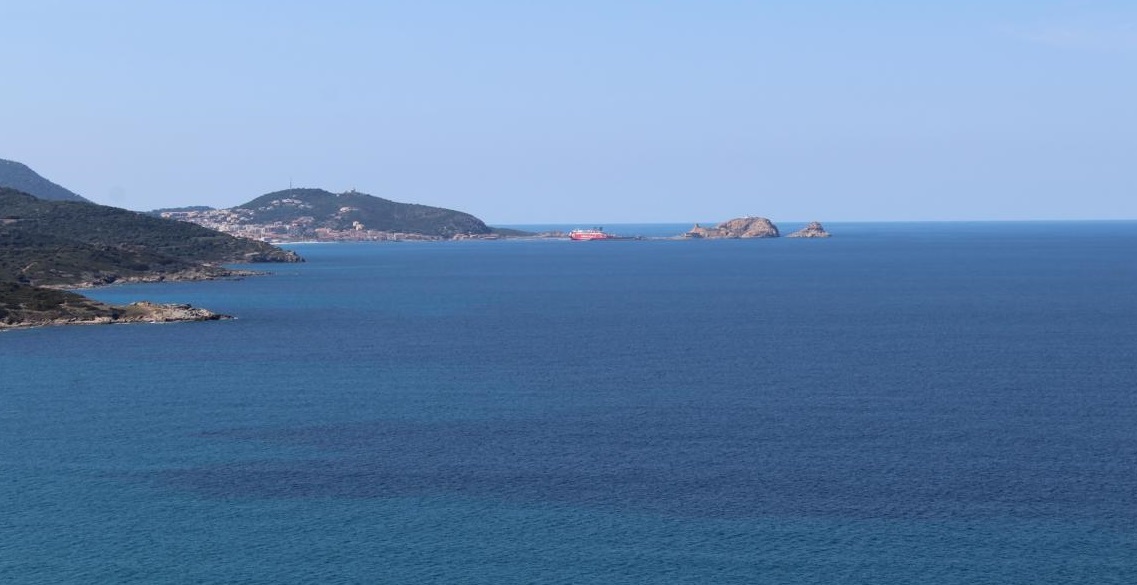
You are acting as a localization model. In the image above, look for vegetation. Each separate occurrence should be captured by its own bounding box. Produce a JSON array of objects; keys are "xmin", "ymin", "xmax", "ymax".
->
[
  {"xmin": 147, "ymin": 205, "xmax": 216, "ymax": 214},
  {"xmin": 237, "ymin": 188, "xmax": 493, "ymax": 237},
  {"xmin": 488, "ymin": 226, "xmax": 535, "ymax": 237},
  {"xmin": 0, "ymin": 281, "xmax": 120, "ymax": 326},
  {"xmin": 0, "ymin": 158, "xmax": 89, "ymax": 202},
  {"xmin": 0, "ymin": 227, "xmax": 200, "ymax": 286},
  {"xmin": 2, "ymin": 189, "xmax": 296, "ymax": 265},
  {"xmin": 1, "ymin": 187, "xmax": 301, "ymax": 327}
]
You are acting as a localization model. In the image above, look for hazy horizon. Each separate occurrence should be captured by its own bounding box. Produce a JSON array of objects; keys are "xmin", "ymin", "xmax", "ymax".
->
[{"xmin": 4, "ymin": 1, "xmax": 1135, "ymax": 224}]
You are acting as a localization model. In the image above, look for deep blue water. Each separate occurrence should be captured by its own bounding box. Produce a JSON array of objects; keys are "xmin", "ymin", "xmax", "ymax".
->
[{"xmin": 2, "ymin": 222, "xmax": 1136, "ymax": 584}]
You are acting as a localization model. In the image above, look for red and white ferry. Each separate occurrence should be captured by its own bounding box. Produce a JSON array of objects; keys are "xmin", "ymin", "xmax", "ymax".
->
[{"xmin": 569, "ymin": 227, "xmax": 611, "ymax": 241}]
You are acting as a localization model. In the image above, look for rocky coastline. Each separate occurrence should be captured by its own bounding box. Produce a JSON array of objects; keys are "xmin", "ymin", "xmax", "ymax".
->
[
  {"xmin": 2, "ymin": 264, "xmax": 277, "ymax": 329},
  {"xmin": 53, "ymin": 266, "xmax": 268, "ymax": 290},
  {"xmin": 0, "ymin": 293, "xmax": 231, "ymax": 331},
  {"xmin": 0, "ymin": 185, "xmax": 307, "ymax": 330}
]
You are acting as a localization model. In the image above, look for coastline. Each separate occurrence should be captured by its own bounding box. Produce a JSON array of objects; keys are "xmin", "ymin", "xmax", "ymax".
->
[
  {"xmin": 49, "ymin": 267, "xmax": 268, "ymax": 290},
  {"xmin": 0, "ymin": 300, "xmax": 231, "ymax": 331},
  {"xmin": 2, "ymin": 268, "xmax": 267, "ymax": 331}
]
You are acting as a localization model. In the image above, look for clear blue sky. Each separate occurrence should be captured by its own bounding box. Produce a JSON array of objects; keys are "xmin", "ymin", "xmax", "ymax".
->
[{"xmin": 3, "ymin": 1, "xmax": 1135, "ymax": 223}]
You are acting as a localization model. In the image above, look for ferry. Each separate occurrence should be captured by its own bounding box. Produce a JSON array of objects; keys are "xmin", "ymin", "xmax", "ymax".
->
[{"xmin": 569, "ymin": 227, "xmax": 611, "ymax": 241}]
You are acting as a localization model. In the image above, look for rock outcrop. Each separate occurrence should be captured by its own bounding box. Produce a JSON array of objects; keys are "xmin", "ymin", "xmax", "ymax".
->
[
  {"xmin": 120, "ymin": 302, "xmax": 231, "ymax": 324},
  {"xmin": 685, "ymin": 217, "xmax": 780, "ymax": 239},
  {"xmin": 0, "ymin": 293, "xmax": 231, "ymax": 330},
  {"xmin": 787, "ymin": 221, "xmax": 831, "ymax": 238}
]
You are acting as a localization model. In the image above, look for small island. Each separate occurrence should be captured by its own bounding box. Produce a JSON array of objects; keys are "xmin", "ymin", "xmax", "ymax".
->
[
  {"xmin": 685, "ymin": 217, "xmax": 780, "ymax": 238},
  {"xmin": 682, "ymin": 217, "xmax": 830, "ymax": 239},
  {"xmin": 787, "ymin": 221, "xmax": 831, "ymax": 238}
]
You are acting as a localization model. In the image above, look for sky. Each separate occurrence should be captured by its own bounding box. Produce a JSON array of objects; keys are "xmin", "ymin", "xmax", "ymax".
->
[{"xmin": 2, "ymin": 0, "xmax": 1135, "ymax": 223}]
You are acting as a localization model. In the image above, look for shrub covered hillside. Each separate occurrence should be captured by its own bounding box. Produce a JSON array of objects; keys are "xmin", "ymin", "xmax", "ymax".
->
[
  {"xmin": 1, "ymin": 188, "xmax": 300, "ymax": 286},
  {"xmin": 235, "ymin": 188, "xmax": 492, "ymax": 237}
]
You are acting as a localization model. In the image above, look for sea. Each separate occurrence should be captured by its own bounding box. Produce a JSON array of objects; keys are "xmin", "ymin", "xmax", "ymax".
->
[{"xmin": 2, "ymin": 222, "xmax": 1135, "ymax": 584}]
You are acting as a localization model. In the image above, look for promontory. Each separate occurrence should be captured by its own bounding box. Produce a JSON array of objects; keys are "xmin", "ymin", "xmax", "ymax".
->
[
  {"xmin": 1, "ymin": 184, "xmax": 301, "ymax": 329},
  {"xmin": 152, "ymin": 188, "xmax": 500, "ymax": 242}
]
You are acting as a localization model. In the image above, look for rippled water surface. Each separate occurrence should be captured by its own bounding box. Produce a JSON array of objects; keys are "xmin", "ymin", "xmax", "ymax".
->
[{"xmin": 2, "ymin": 222, "xmax": 1136, "ymax": 583}]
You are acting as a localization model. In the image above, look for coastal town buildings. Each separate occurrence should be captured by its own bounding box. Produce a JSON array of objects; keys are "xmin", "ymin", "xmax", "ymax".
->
[{"xmin": 157, "ymin": 208, "xmax": 460, "ymax": 242}]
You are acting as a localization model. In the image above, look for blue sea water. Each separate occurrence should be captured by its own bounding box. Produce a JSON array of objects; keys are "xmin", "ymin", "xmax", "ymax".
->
[{"xmin": 2, "ymin": 222, "xmax": 1136, "ymax": 584}]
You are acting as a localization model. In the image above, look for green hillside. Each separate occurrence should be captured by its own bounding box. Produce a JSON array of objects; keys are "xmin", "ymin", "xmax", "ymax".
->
[
  {"xmin": 0, "ymin": 227, "xmax": 199, "ymax": 286},
  {"xmin": 236, "ymin": 188, "xmax": 492, "ymax": 237},
  {"xmin": 1, "ymin": 188, "xmax": 300, "ymax": 286},
  {"xmin": 0, "ymin": 281, "xmax": 119, "ymax": 326},
  {"xmin": 1, "ymin": 187, "xmax": 303, "ymax": 327},
  {"xmin": 0, "ymin": 158, "xmax": 90, "ymax": 202}
]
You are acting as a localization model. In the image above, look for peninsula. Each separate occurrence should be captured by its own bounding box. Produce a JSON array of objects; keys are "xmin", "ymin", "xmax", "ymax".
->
[
  {"xmin": 153, "ymin": 188, "xmax": 500, "ymax": 242},
  {"xmin": 0, "ymin": 284, "xmax": 230, "ymax": 330},
  {"xmin": 0, "ymin": 185, "xmax": 301, "ymax": 330}
]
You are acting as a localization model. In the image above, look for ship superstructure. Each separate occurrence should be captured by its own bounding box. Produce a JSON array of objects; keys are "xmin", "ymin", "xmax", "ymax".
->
[{"xmin": 569, "ymin": 228, "xmax": 611, "ymax": 241}]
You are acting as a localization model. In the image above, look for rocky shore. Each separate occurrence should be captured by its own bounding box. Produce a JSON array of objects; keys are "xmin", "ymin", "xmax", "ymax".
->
[
  {"xmin": 117, "ymin": 302, "xmax": 232, "ymax": 324},
  {"xmin": 54, "ymin": 267, "xmax": 267, "ymax": 290},
  {"xmin": 0, "ymin": 293, "xmax": 231, "ymax": 331},
  {"xmin": 1, "ymin": 185, "xmax": 306, "ymax": 330}
]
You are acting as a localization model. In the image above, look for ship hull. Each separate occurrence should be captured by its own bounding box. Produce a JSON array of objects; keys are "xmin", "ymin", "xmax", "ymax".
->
[{"xmin": 569, "ymin": 229, "xmax": 610, "ymax": 241}]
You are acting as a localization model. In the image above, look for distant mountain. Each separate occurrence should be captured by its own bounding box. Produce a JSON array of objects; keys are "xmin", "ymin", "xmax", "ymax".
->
[
  {"xmin": 0, "ymin": 187, "xmax": 300, "ymax": 288},
  {"xmin": 149, "ymin": 205, "xmax": 216, "ymax": 214},
  {"xmin": 234, "ymin": 188, "xmax": 492, "ymax": 237},
  {"xmin": 0, "ymin": 158, "xmax": 90, "ymax": 203}
]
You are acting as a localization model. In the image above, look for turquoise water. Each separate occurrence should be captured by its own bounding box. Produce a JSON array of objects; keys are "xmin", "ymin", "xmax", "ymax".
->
[{"xmin": 2, "ymin": 223, "xmax": 1136, "ymax": 583}]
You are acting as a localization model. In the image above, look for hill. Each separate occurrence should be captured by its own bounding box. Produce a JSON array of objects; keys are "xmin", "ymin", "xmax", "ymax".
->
[
  {"xmin": 234, "ymin": 188, "xmax": 492, "ymax": 238},
  {"xmin": 1, "ymin": 188, "xmax": 300, "ymax": 287},
  {"xmin": 151, "ymin": 205, "xmax": 216, "ymax": 214},
  {"xmin": 1, "ymin": 187, "xmax": 301, "ymax": 328},
  {"xmin": 0, "ymin": 158, "xmax": 90, "ymax": 202},
  {"xmin": 1, "ymin": 188, "xmax": 302, "ymax": 328}
]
